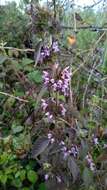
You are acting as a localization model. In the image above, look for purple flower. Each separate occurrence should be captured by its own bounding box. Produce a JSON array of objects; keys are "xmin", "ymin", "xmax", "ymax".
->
[
  {"xmin": 70, "ymin": 147, "xmax": 78, "ymax": 157},
  {"xmin": 40, "ymin": 46, "xmax": 50, "ymax": 63},
  {"xmin": 60, "ymin": 104, "xmax": 66, "ymax": 116},
  {"xmin": 48, "ymin": 133, "xmax": 53, "ymax": 139},
  {"xmin": 61, "ymin": 67, "xmax": 71, "ymax": 80},
  {"xmin": 93, "ymin": 137, "xmax": 99, "ymax": 145},
  {"xmin": 85, "ymin": 154, "xmax": 95, "ymax": 171},
  {"xmin": 45, "ymin": 174, "xmax": 49, "ymax": 181},
  {"xmin": 52, "ymin": 82, "xmax": 57, "ymax": 91},
  {"xmin": 90, "ymin": 162, "xmax": 95, "ymax": 171},
  {"xmin": 45, "ymin": 112, "xmax": 53, "ymax": 122},
  {"xmin": 42, "ymin": 71, "xmax": 50, "ymax": 85},
  {"xmin": 42, "ymin": 65, "xmax": 71, "ymax": 97},
  {"xmin": 47, "ymin": 133, "xmax": 55, "ymax": 144},
  {"xmin": 50, "ymin": 138, "xmax": 55, "ymax": 144},
  {"xmin": 41, "ymin": 99, "xmax": 48, "ymax": 111},
  {"xmin": 60, "ymin": 142, "xmax": 69, "ymax": 159},
  {"xmin": 63, "ymin": 151, "xmax": 69, "ymax": 160},
  {"xmin": 59, "ymin": 141, "xmax": 65, "ymax": 146},
  {"xmin": 104, "ymin": 144, "xmax": 107, "ymax": 148},
  {"xmin": 42, "ymin": 71, "xmax": 49, "ymax": 77},
  {"xmin": 61, "ymin": 146, "xmax": 67, "ymax": 152},
  {"xmin": 44, "ymin": 47, "xmax": 50, "ymax": 56},
  {"xmin": 57, "ymin": 80, "xmax": 63, "ymax": 89},
  {"xmin": 50, "ymin": 78, "xmax": 55, "ymax": 84},
  {"xmin": 52, "ymin": 41, "xmax": 59, "ymax": 53},
  {"xmin": 56, "ymin": 176, "xmax": 62, "ymax": 183}
]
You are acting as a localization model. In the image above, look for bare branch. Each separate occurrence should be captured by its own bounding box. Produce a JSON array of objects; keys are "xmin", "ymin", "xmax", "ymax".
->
[{"xmin": 0, "ymin": 91, "xmax": 28, "ymax": 103}]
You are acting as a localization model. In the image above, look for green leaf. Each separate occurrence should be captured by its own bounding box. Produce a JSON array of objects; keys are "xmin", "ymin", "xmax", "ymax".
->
[
  {"xmin": 15, "ymin": 171, "xmax": 20, "ymax": 178},
  {"xmin": 22, "ymin": 188, "xmax": 29, "ymax": 190},
  {"xmin": 21, "ymin": 58, "xmax": 34, "ymax": 66},
  {"xmin": 15, "ymin": 170, "xmax": 26, "ymax": 181},
  {"xmin": 12, "ymin": 178, "xmax": 22, "ymax": 188},
  {"xmin": 5, "ymin": 166, "xmax": 13, "ymax": 175},
  {"xmin": 23, "ymin": 65, "xmax": 33, "ymax": 72},
  {"xmin": 12, "ymin": 60, "xmax": 22, "ymax": 70},
  {"xmin": 38, "ymin": 183, "xmax": 47, "ymax": 190},
  {"xmin": 11, "ymin": 124, "xmax": 24, "ymax": 134},
  {"xmin": 27, "ymin": 170, "xmax": 38, "ymax": 184},
  {"xmin": 20, "ymin": 170, "xmax": 26, "ymax": 181},
  {"xmin": 28, "ymin": 70, "xmax": 42, "ymax": 84},
  {"xmin": 4, "ymin": 97, "xmax": 15, "ymax": 110},
  {"xmin": 0, "ymin": 174, "xmax": 7, "ymax": 184},
  {"xmin": 0, "ymin": 152, "xmax": 9, "ymax": 164}
]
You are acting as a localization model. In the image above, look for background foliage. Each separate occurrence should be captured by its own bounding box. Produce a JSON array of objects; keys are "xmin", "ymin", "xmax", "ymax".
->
[{"xmin": 0, "ymin": 0, "xmax": 107, "ymax": 190}]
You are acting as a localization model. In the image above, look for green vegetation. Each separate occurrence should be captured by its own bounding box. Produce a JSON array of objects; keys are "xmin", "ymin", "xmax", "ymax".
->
[{"xmin": 0, "ymin": 0, "xmax": 107, "ymax": 190}]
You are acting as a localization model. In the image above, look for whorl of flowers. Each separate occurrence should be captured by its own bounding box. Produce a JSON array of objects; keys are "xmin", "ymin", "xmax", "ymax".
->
[
  {"xmin": 39, "ymin": 41, "xmax": 59, "ymax": 63},
  {"xmin": 41, "ymin": 98, "xmax": 66, "ymax": 122},
  {"xmin": 42, "ymin": 65, "xmax": 71, "ymax": 97},
  {"xmin": 41, "ymin": 62, "xmax": 71, "ymax": 122},
  {"xmin": 59, "ymin": 141, "xmax": 79, "ymax": 159},
  {"xmin": 85, "ymin": 153, "xmax": 95, "ymax": 171}
]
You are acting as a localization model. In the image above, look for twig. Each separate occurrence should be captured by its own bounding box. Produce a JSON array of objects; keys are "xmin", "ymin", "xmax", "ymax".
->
[
  {"xmin": 73, "ymin": 11, "xmax": 77, "ymax": 33},
  {"xmin": 82, "ymin": 32, "xmax": 106, "ymax": 108},
  {"xmin": 82, "ymin": 62, "xmax": 98, "ymax": 108},
  {"xmin": 53, "ymin": 0, "xmax": 56, "ymax": 19},
  {"xmin": 58, "ymin": 117, "xmax": 77, "ymax": 130},
  {"xmin": 61, "ymin": 25, "xmax": 107, "ymax": 31},
  {"xmin": 0, "ymin": 46, "xmax": 35, "ymax": 52},
  {"xmin": 83, "ymin": 0, "xmax": 103, "ymax": 9},
  {"xmin": 0, "ymin": 91, "xmax": 28, "ymax": 103}
]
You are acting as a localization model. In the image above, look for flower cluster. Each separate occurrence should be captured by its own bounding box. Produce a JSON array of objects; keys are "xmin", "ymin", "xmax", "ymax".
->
[
  {"xmin": 44, "ymin": 173, "xmax": 62, "ymax": 183},
  {"xmin": 39, "ymin": 46, "xmax": 50, "ymax": 63},
  {"xmin": 47, "ymin": 133, "xmax": 55, "ymax": 144},
  {"xmin": 39, "ymin": 41, "xmax": 59, "ymax": 63},
  {"xmin": 42, "ymin": 66, "xmax": 71, "ymax": 96},
  {"xmin": 52, "ymin": 41, "xmax": 59, "ymax": 53},
  {"xmin": 60, "ymin": 141, "xmax": 79, "ymax": 159},
  {"xmin": 93, "ymin": 137, "xmax": 99, "ymax": 145},
  {"xmin": 85, "ymin": 153, "xmax": 95, "ymax": 171},
  {"xmin": 45, "ymin": 174, "xmax": 49, "ymax": 181},
  {"xmin": 41, "ymin": 98, "xmax": 66, "ymax": 122},
  {"xmin": 92, "ymin": 134, "xmax": 99, "ymax": 145}
]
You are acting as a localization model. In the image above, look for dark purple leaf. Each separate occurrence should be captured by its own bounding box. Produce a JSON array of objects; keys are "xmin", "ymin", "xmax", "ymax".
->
[
  {"xmin": 31, "ymin": 136, "xmax": 50, "ymax": 158},
  {"xmin": 82, "ymin": 167, "xmax": 93, "ymax": 188},
  {"xmin": 67, "ymin": 156, "xmax": 79, "ymax": 183}
]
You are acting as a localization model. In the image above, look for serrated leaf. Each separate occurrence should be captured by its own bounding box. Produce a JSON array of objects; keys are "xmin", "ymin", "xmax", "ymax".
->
[
  {"xmin": 28, "ymin": 70, "xmax": 42, "ymax": 84},
  {"xmin": 21, "ymin": 58, "xmax": 34, "ymax": 66},
  {"xmin": 82, "ymin": 167, "xmax": 93, "ymax": 188},
  {"xmin": 31, "ymin": 137, "xmax": 50, "ymax": 158},
  {"xmin": 67, "ymin": 156, "xmax": 79, "ymax": 183},
  {"xmin": 27, "ymin": 170, "xmax": 38, "ymax": 184}
]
